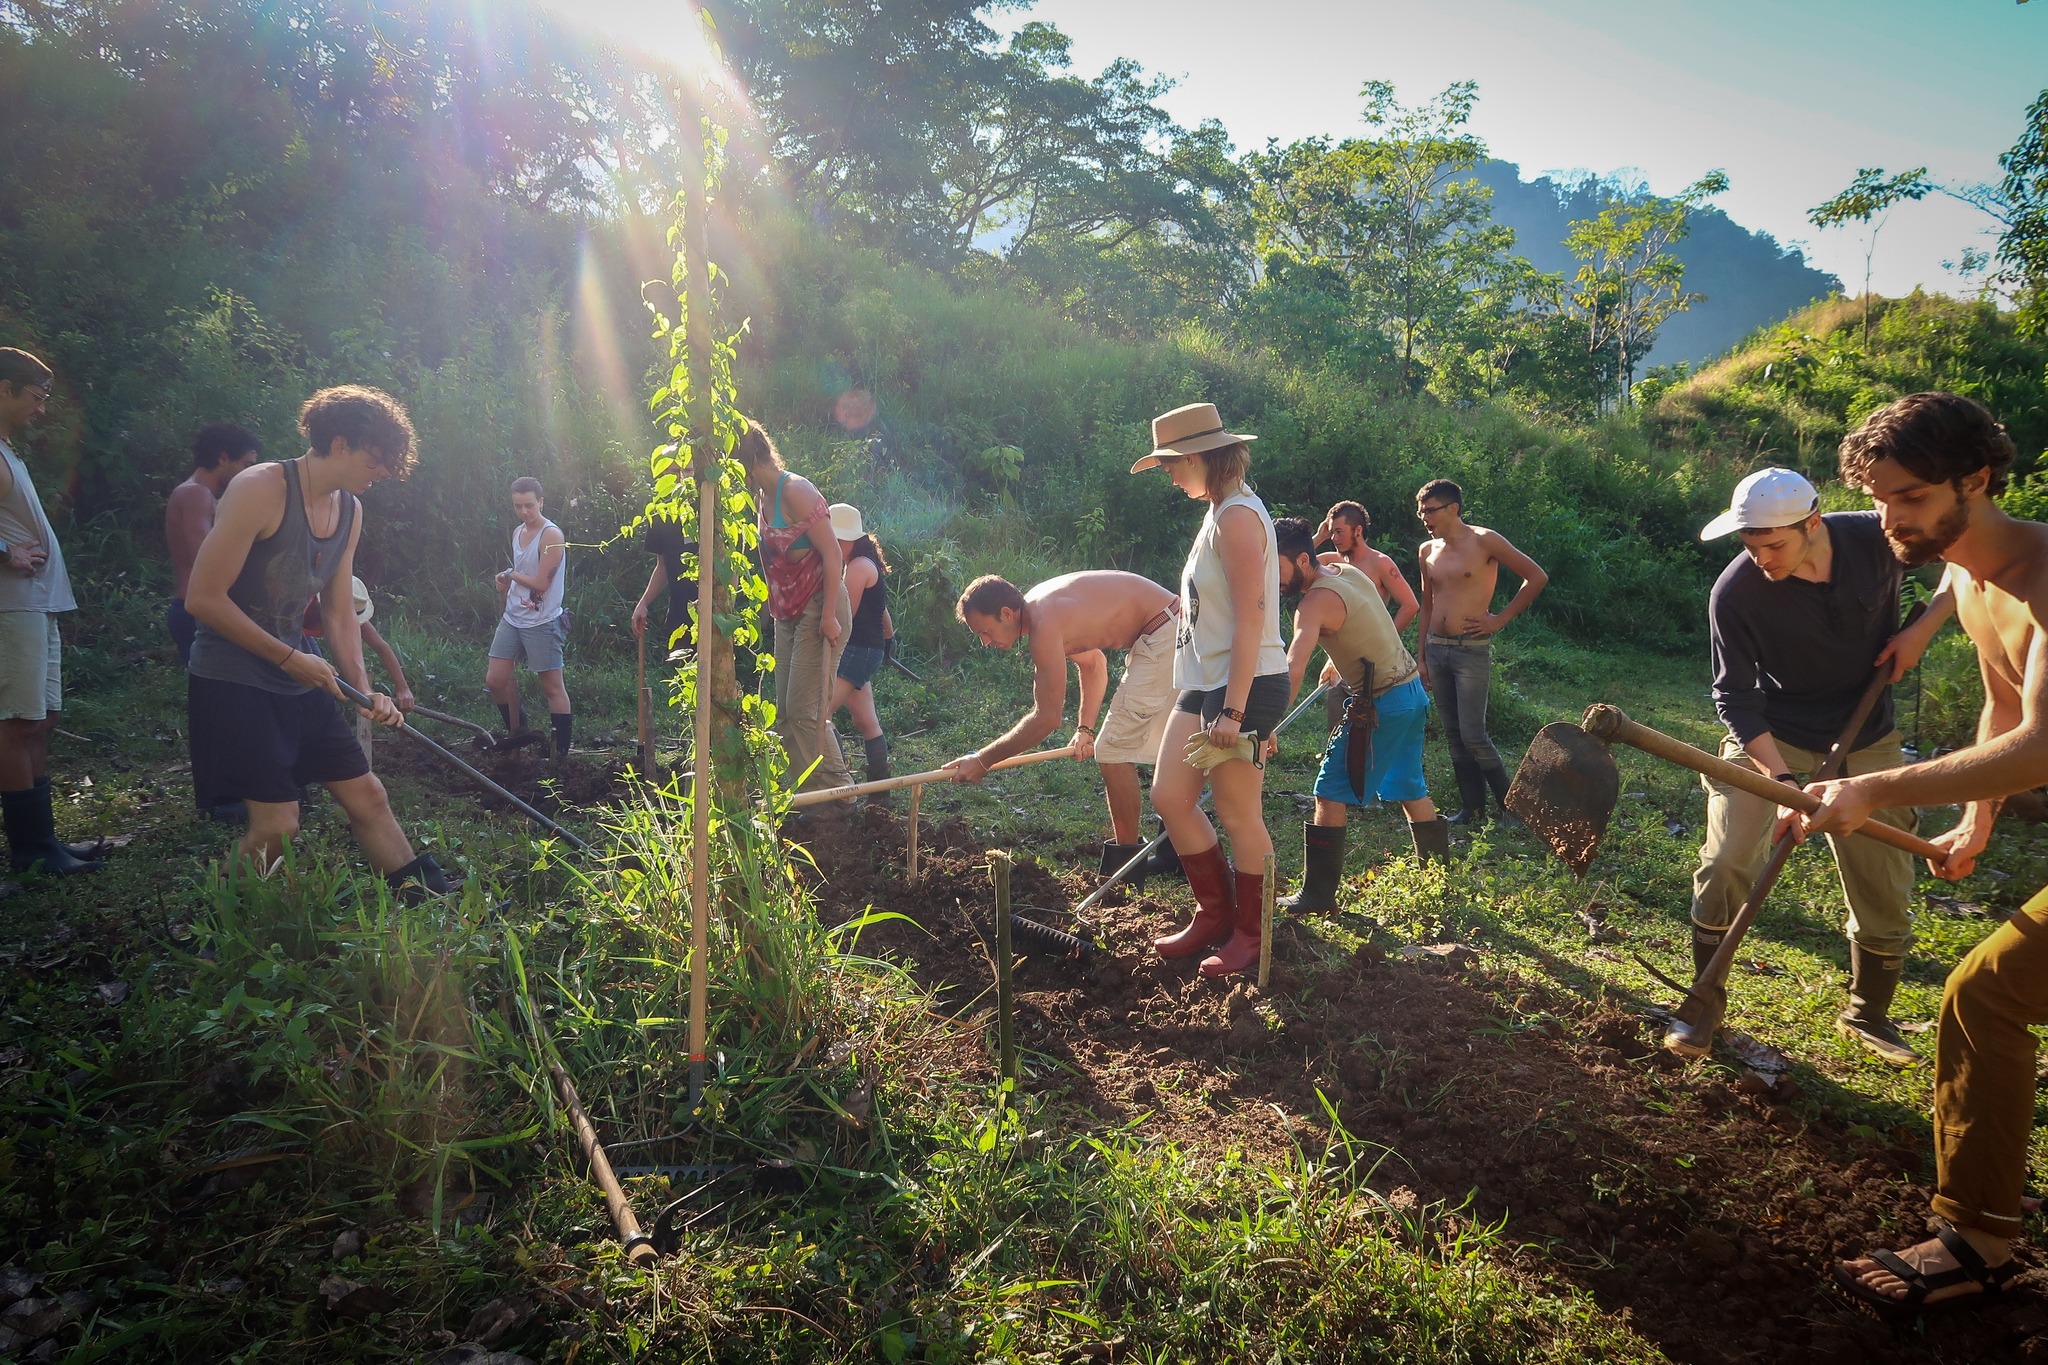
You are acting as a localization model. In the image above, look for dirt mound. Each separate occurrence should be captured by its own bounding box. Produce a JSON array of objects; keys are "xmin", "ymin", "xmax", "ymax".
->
[
  {"xmin": 371, "ymin": 732, "xmax": 629, "ymax": 814},
  {"xmin": 799, "ymin": 809, "xmax": 2043, "ymax": 1365}
]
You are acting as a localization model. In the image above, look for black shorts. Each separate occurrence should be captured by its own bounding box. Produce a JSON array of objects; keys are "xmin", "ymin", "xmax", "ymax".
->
[
  {"xmin": 1175, "ymin": 671, "xmax": 1290, "ymax": 739},
  {"xmin": 188, "ymin": 674, "xmax": 370, "ymax": 805}
]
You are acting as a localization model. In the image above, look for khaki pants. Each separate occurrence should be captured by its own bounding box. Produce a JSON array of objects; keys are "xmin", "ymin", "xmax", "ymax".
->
[
  {"xmin": 773, "ymin": 590, "xmax": 851, "ymax": 793},
  {"xmin": 1690, "ymin": 731, "xmax": 1917, "ymax": 955},
  {"xmin": 1931, "ymin": 887, "xmax": 2048, "ymax": 1236}
]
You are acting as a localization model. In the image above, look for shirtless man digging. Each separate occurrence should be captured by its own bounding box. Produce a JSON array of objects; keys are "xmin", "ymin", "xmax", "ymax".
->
[
  {"xmin": 1415, "ymin": 479, "xmax": 1548, "ymax": 826},
  {"xmin": 1313, "ymin": 500, "xmax": 1418, "ymax": 730},
  {"xmin": 1803, "ymin": 392, "xmax": 2048, "ymax": 1318},
  {"xmin": 1272, "ymin": 517, "xmax": 1446, "ymax": 913},
  {"xmin": 947, "ymin": 571, "xmax": 1181, "ymax": 885},
  {"xmin": 186, "ymin": 385, "xmax": 451, "ymax": 898}
]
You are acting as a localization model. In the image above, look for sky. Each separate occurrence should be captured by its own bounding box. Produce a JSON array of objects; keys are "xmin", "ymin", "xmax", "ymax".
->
[{"xmin": 549, "ymin": 0, "xmax": 2047, "ymax": 297}]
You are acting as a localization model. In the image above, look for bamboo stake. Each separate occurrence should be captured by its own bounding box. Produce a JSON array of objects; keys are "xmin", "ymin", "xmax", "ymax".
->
[
  {"xmin": 684, "ymin": 99, "xmax": 715, "ymax": 1109},
  {"xmin": 637, "ymin": 628, "xmax": 655, "ymax": 776},
  {"xmin": 1257, "ymin": 850, "xmax": 1276, "ymax": 991},
  {"xmin": 788, "ymin": 744, "xmax": 1078, "ymax": 807},
  {"xmin": 550, "ymin": 1063, "xmax": 657, "ymax": 1267},
  {"xmin": 993, "ymin": 851, "xmax": 1016, "ymax": 1085},
  {"xmin": 906, "ymin": 783, "xmax": 922, "ymax": 886}
]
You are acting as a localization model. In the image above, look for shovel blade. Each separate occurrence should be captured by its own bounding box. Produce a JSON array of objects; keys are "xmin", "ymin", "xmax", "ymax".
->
[{"xmin": 1506, "ymin": 722, "xmax": 1620, "ymax": 876}]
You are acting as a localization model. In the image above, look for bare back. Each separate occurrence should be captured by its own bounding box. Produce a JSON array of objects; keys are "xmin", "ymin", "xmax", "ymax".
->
[
  {"xmin": 166, "ymin": 478, "xmax": 218, "ymax": 599},
  {"xmin": 1025, "ymin": 570, "xmax": 1176, "ymax": 658}
]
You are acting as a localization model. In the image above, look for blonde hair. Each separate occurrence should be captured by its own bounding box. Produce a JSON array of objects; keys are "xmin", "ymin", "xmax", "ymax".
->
[{"xmin": 1195, "ymin": 440, "xmax": 1251, "ymax": 503}]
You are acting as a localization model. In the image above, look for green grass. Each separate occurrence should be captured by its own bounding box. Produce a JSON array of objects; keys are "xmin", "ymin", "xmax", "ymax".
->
[{"xmin": 4, "ymin": 561, "xmax": 2040, "ymax": 1362}]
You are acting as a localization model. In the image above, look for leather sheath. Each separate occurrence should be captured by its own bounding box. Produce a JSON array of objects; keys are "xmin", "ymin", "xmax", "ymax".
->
[{"xmin": 1343, "ymin": 657, "xmax": 1378, "ymax": 799}]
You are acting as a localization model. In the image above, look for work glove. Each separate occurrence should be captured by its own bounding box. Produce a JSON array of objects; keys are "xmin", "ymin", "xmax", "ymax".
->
[{"xmin": 1183, "ymin": 730, "xmax": 1258, "ymax": 772}]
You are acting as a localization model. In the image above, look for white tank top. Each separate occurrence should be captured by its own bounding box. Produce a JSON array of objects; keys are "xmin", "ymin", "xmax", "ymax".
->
[
  {"xmin": 503, "ymin": 518, "xmax": 565, "ymax": 627},
  {"xmin": 1175, "ymin": 488, "xmax": 1288, "ymax": 690}
]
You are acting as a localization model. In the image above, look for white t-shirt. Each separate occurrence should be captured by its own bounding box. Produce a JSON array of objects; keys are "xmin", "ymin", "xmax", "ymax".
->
[{"xmin": 1174, "ymin": 487, "xmax": 1287, "ymax": 690}]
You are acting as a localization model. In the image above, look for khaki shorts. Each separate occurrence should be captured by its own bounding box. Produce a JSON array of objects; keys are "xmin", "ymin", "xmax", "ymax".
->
[
  {"xmin": 1093, "ymin": 623, "xmax": 1178, "ymax": 766},
  {"xmin": 0, "ymin": 612, "xmax": 61, "ymax": 721}
]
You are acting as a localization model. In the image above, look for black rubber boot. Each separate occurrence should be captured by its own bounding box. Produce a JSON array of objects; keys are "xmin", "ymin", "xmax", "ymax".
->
[
  {"xmin": 1838, "ymin": 943, "xmax": 1917, "ymax": 1066},
  {"xmin": 1444, "ymin": 759, "xmax": 1487, "ymax": 826},
  {"xmin": 1691, "ymin": 925, "xmax": 1728, "ymax": 982},
  {"xmin": 1278, "ymin": 822, "xmax": 1345, "ymax": 912},
  {"xmin": 863, "ymin": 735, "xmax": 893, "ymax": 807},
  {"xmin": 36, "ymin": 776, "xmax": 108, "ymax": 860},
  {"xmin": 1099, "ymin": 840, "xmax": 1145, "ymax": 896},
  {"xmin": 4, "ymin": 785, "xmax": 101, "ymax": 876},
  {"xmin": 1481, "ymin": 762, "xmax": 1521, "ymax": 828},
  {"xmin": 1143, "ymin": 817, "xmax": 1184, "ymax": 880},
  {"xmin": 385, "ymin": 852, "xmax": 455, "ymax": 905},
  {"xmin": 1408, "ymin": 817, "xmax": 1451, "ymax": 864}
]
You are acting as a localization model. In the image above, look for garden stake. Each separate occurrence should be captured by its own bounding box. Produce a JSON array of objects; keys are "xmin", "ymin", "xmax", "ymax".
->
[
  {"xmin": 1664, "ymin": 629, "xmax": 1908, "ymax": 1058},
  {"xmin": 906, "ymin": 783, "xmax": 922, "ymax": 886},
  {"xmin": 549, "ymin": 1062, "xmax": 657, "ymax": 1267},
  {"xmin": 1258, "ymin": 850, "xmax": 1276, "ymax": 990},
  {"xmin": 1075, "ymin": 683, "xmax": 1330, "ymax": 917},
  {"xmin": 993, "ymin": 850, "xmax": 1016, "ymax": 1084},
  {"xmin": 333, "ymin": 680, "xmax": 593, "ymax": 855},
  {"xmin": 787, "ymin": 745, "xmax": 1078, "ymax": 807}
]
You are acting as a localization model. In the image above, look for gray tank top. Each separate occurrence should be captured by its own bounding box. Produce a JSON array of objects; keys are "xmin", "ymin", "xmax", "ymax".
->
[{"xmin": 188, "ymin": 458, "xmax": 357, "ymax": 694}]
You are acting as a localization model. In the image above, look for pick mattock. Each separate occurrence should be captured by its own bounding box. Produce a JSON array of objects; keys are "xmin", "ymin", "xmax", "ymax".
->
[
  {"xmin": 1508, "ymin": 703, "xmax": 1948, "ymax": 1050},
  {"xmin": 1663, "ymin": 632, "xmax": 1908, "ymax": 1059}
]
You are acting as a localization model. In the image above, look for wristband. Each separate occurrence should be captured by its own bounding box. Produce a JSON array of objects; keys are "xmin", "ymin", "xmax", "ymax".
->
[
  {"xmin": 1219, "ymin": 706, "xmax": 1248, "ymax": 724},
  {"xmin": 1077, "ymin": 724, "xmax": 1096, "ymax": 736},
  {"xmin": 278, "ymin": 644, "xmax": 297, "ymax": 667}
]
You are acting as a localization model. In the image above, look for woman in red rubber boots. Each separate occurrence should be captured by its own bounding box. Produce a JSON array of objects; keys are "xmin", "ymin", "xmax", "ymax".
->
[{"xmin": 1131, "ymin": 403, "xmax": 1289, "ymax": 978}]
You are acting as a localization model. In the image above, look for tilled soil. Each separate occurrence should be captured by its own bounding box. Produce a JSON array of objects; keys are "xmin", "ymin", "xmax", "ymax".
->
[
  {"xmin": 372, "ymin": 732, "xmax": 631, "ymax": 814},
  {"xmin": 798, "ymin": 806, "xmax": 2044, "ymax": 1365}
]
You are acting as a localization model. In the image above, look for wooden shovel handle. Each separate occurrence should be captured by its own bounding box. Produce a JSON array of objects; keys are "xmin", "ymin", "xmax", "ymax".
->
[
  {"xmin": 1581, "ymin": 704, "xmax": 1945, "ymax": 862},
  {"xmin": 788, "ymin": 744, "xmax": 1079, "ymax": 808}
]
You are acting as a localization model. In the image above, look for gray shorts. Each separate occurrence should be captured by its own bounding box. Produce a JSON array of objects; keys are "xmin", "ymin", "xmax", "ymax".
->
[
  {"xmin": 489, "ymin": 616, "xmax": 567, "ymax": 672},
  {"xmin": 0, "ymin": 612, "xmax": 61, "ymax": 721}
]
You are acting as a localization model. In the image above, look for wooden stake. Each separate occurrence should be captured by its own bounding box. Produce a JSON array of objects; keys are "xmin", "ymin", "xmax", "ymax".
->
[
  {"xmin": 1258, "ymin": 850, "xmax": 1276, "ymax": 991},
  {"xmin": 683, "ymin": 100, "xmax": 715, "ymax": 1107},
  {"xmin": 550, "ymin": 1063, "xmax": 657, "ymax": 1267},
  {"xmin": 906, "ymin": 783, "xmax": 922, "ymax": 887},
  {"xmin": 993, "ymin": 851, "xmax": 1015, "ymax": 1085},
  {"xmin": 636, "ymin": 628, "xmax": 655, "ymax": 776}
]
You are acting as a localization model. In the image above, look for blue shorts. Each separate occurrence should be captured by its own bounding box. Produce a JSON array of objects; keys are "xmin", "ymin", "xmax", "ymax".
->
[
  {"xmin": 838, "ymin": 644, "xmax": 884, "ymax": 688},
  {"xmin": 1314, "ymin": 676, "xmax": 1430, "ymax": 806}
]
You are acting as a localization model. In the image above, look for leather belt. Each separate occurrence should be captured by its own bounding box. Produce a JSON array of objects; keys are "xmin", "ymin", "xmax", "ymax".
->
[
  {"xmin": 1426, "ymin": 632, "xmax": 1491, "ymax": 648},
  {"xmin": 1139, "ymin": 601, "xmax": 1182, "ymax": 638}
]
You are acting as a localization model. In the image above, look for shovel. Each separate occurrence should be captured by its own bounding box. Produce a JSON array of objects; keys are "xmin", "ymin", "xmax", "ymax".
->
[
  {"xmin": 1662, "ymin": 629, "xmax": 1916, "ymax": 1057},
  {"xmin": 1508, "ymin": 704, "xmax": 1946, "ymax": 874}
]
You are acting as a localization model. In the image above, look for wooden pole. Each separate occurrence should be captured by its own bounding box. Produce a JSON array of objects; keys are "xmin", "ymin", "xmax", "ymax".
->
[
  {"xmin": 550, "ymin": 1063, "xmax": 657, "ymax": 1267},
  {"xmin": 788, "ymin": 745, "xmax": 1077, "ymax": 808},
  {"xmin": 684, "ymin": 96, "xmax": 715, "ymax": 1107},
  {"xmin": 1257, "ymin": 851, "xmax": 1276, "ymax": 991},
  {"xmin": 992, "ymin": 851, "xmax": 1015, "ymax": 1085},
  {"xmin": 906, "ymin": 783, "xmax": 922, "ymax": 887},
  {"xmin": 637, "ymin": 628, "xmax": 655, "ymax": 776}
]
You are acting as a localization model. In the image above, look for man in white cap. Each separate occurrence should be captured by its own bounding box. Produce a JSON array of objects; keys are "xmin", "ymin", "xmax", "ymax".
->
[{"xmin": 1693, "ymin": 466, "xmax": 1950, "ymax": 1063}]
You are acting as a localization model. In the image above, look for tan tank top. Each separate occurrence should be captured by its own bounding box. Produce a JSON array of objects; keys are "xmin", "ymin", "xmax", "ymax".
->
[{"xmin": 1312, "ymin": 563, "xmax": 1417, "ymax": 693}]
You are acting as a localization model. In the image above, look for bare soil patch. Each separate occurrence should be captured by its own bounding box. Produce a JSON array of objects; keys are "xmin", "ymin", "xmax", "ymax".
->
[{"xmin": 800, "ymin": 806, "xmax": 2045, "ymax": 1365}]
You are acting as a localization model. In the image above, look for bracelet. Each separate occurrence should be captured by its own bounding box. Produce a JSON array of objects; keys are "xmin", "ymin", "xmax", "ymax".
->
[
  {"xmin": 1220, "ymin": 706, "xmax": 1248, "ymax": 724},
  {"xmin": 1077, "ymin": 724, "xmax": 1096, "ymax": 736},
  {"xmin": 277, "ymin": 644, "xmax": 296, "ymax": 667}
]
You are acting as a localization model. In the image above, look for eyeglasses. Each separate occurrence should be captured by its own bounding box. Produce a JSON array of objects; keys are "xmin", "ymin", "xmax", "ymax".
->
[
  {"xmin": 22, "ymin": 386, "xmax": 50, "ymax": 402},
  {"xmin": 1416, "ymin": 503, "xmax": 1450, "ymax": 517}
]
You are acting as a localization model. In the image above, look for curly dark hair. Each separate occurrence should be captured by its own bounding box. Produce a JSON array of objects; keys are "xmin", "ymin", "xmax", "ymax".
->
[
  {"xmin": 191, "ymin": 421, "xmax": 260, "ymax": 470},
  {"xmin": 299, "ymin": 386, "xmax": 417, "ymax": 476},
  {"xmin": 1839, "ymin": 392, "xmax": 2017, "ymax": 497}
]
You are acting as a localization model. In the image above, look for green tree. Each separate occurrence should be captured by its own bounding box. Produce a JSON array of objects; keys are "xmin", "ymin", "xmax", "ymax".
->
[
  {"xmin": 1996, "ymin": 89, "xmax": 2048, "ymax": 335},
  {"xmin": 1808, "ymin": 166, "xmax": 1933, "ymax": 346},
  {"xmin": 1565, "ymin": 170, "xmax": 1729, "ymax": 406}
]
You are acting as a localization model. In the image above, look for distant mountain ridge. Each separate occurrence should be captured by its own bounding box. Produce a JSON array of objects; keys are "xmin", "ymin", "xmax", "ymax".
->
[{"xmin": 1474, "ymin": 161, "xmax": 1842, "ymax": 370}]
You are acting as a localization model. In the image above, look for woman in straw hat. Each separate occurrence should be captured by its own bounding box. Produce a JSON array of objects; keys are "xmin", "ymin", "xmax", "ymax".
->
[
  {"xmin": 826, "ymin": 502, "xmax": 896, "ymax": 792},
  {"xmin": 1132, "ymin": 403, "xmax": 1290, "ymax": 978}
]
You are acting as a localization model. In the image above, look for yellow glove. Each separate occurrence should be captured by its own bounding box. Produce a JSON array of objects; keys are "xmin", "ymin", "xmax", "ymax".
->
[{"xmin": 1183, "ymin": 729, "xmax": 1257, "ymax": 772}]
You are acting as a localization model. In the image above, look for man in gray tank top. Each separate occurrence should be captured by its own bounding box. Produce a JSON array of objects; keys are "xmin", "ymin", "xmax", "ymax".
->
[
  {"xmin": 186, "ymin": 385, "xmax": 452, "ymax": 898},
  {"xmin": 0, "ymin": 348, "xmax": 106, "ymax": 876}
]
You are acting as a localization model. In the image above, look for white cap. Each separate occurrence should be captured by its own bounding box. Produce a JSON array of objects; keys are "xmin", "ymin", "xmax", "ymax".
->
[
  {"xmin": 1699, "ymin": 468, "xmax": 1820, "ymax": 540},
  {"xmin": 350, "ymin": 576, "xmax": 374, "ymax": 624}
]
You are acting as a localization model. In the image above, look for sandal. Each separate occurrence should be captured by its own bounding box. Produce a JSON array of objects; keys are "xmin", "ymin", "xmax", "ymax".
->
[{"xmin": 1832, "ymin": 1225, "xmax": 2021, "ymax": 1319}]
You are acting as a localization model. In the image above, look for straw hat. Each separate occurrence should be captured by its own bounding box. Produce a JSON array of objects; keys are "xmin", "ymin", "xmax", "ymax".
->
[
  {"xmin": 350, "ymin": 576, "xmax": 374, "ymax": 624},
  {"xmin": 1129, "ymin": 402, "xmax": 1257, "ymax": 474},
  {"xmin": 828, "ymin": 503, "xmax": 865, "ymax": 540}
]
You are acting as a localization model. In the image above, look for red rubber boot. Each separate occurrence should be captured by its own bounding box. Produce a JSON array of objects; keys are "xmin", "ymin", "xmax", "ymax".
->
[
  {"xmin": 1200, "ymin": 866, "xmax": 1267, "ymax": 978},
  {"xmin": 1153, "ymin": 841, "xmax": 1235, "ymax": 959}
]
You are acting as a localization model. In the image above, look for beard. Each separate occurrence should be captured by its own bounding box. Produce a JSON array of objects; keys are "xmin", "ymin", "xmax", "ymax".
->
[{"xmin": 1887, "ymin": 499, "xmax": 1970, "ymax": 566}]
